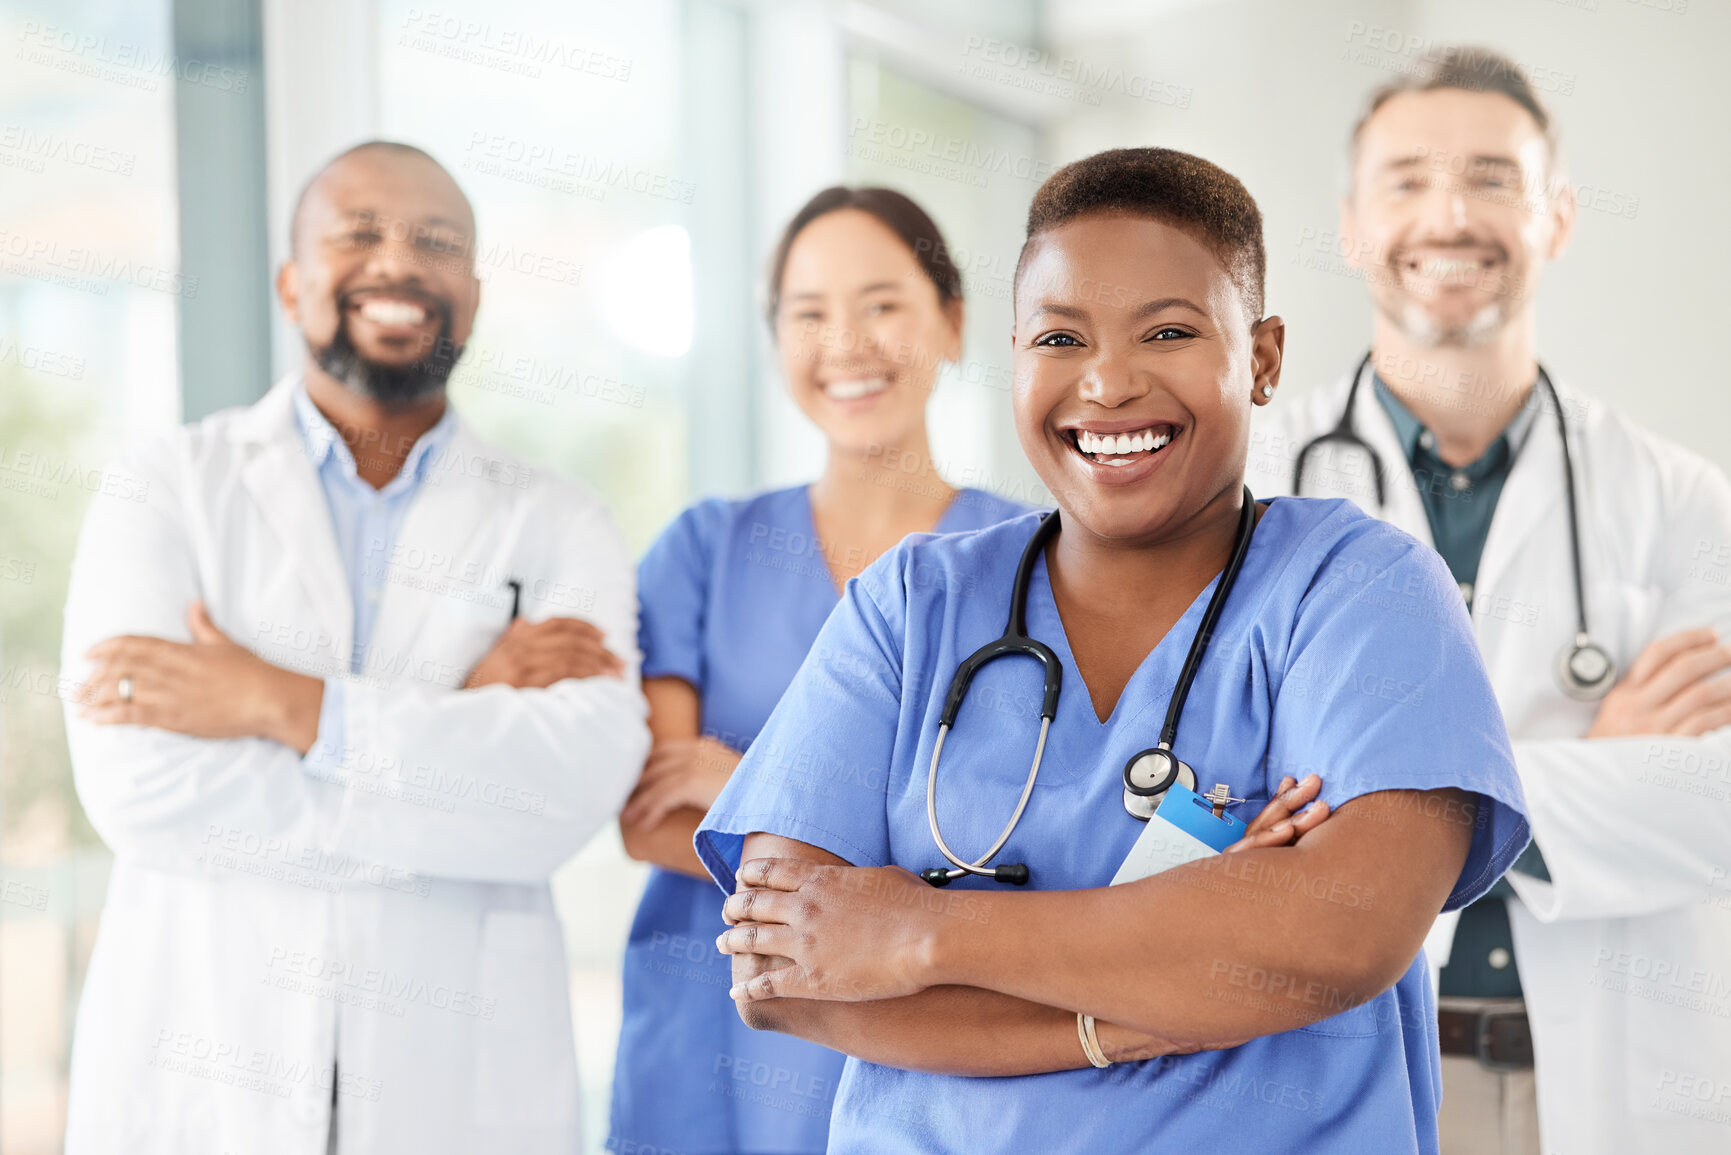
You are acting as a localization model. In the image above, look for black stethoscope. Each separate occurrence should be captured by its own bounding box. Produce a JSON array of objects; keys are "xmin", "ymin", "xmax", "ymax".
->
[
  {"xmin": 920, "ymin": 487, "xmax": 1259, "ymax": 887},
  {"xmin": 1292, "ymin": 353, "xmax": 1615, "ymax": 702}
]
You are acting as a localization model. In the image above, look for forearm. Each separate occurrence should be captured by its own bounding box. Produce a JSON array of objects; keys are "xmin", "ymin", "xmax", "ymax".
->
[
  {"xmin": 263, "ymin": 668, "xmax": 323, "ymax": 754},
  {"xmin": 621, "ymin": 806, "xmax": 708, "ymax": 879},
  {"xmin": 331, "ymin": 678, "xmax": 649, "ymax": 880},
  {"xmin": 928, "ymin": 853, "xmax": 1369, "ymax": 1044},
  {"xmin": 65, "ymin": 717, "xmax": 337, "ymax": 869},
  {"xmin": 924, "ymin": 794, "xmax": 1467, "ymax": 1044},
  {"xmin": 736, "ymin": 939, "xmax": 1086, "ymax": 1076},
  {"xmin": 1513, "ymin": 733, "xmax": 1731, "ymax": 919}
]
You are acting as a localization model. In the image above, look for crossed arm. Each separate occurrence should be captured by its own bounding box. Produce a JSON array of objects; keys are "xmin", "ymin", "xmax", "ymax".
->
[
  {"xmin": 75, "ymin": 604, "xmax": 623, "ymax": 750},
  {"xmin": 716, "ymin": 784, "xmax": 1475, "ymax": 1076}
]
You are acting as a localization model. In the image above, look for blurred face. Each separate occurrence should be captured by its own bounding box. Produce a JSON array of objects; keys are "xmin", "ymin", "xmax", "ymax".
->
[
  {"xmin": 1343, "ymin": 89, "xmax": 1573, "ymax": 346},
  {"xmin": 278, "ymin": 150, "xmax": 481, "ymax": 406},
  {"xmin": 775, "ymin": 209, "xmax": 963, "ymax": 455},
  {"xmin": 1013, "ymin": 213, "xmax": 1282, "ymax": 545}
]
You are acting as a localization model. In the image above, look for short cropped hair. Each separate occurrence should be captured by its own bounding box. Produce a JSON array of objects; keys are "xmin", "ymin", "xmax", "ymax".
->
[
  {"xmin": 1015, "ymin": 147, "xmax": 1265, "ymax": 323},
  {"xmin": 765, "ymin": 186, "xmax": 963, "ymax": 327},
  {"xmin": 1346, "ymin": 46, "xmax": 1560, "ymax": 189},
  {"xmin": 289, "ymin": 140, "xmax": 467, "ymax": 253}
]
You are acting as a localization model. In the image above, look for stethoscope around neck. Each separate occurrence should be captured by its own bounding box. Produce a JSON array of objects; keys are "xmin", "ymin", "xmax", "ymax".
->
[
  {"xmin": 920, "ymin": 488, "xmax": 1259, "ymax": 887},
  {"xmin": 1291, "ymin": 352, "xmax": 1616, "ymax": 702}
]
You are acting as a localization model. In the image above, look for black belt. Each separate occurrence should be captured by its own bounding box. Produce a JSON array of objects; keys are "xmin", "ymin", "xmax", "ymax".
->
[{"xmin": 1438, "ymin": 1006, "xmax": 1533, "ymax": 1070}]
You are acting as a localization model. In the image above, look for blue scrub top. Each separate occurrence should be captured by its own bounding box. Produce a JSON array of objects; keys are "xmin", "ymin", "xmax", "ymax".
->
[
  {"xmin": 695, "ymin": 497, "xmax": 1531, "ymax": 1155},
  {"xmin": 609, "ymin": 484, "xmax": 1027, "ymax": 1155}
]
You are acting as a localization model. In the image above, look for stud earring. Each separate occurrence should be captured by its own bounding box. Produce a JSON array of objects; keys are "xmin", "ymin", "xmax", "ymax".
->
[{"xmin": 1260, "ymin": 384, "xmax": 1275, "ymax": 399}]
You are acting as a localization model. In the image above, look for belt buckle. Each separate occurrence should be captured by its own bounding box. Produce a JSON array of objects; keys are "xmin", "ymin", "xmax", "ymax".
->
[{"xmin": 1473, "ymin": 1007, "xmax": 1531, "ymax": 1072}]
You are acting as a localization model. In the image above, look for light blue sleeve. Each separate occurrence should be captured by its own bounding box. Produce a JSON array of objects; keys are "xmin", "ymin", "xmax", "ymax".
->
[
  {"xmin": 694, "ymin": 554, "xmax": 906, "ymax": 894},
  {"xmin": 1266, "ymin": 526, "xmax": 1531, "ymax": 912},
  {"xmin": 301, "ymin": 678, "xmax": 346, "ymax": 780},
  {"xmin": 636, "ymin": 499, "xmax": 725, "ymax": 689}
]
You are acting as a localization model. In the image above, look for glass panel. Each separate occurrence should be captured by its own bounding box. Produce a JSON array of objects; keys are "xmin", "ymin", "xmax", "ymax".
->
[
  {"xmin": 0, "ymin": 2, "xmax": 183, "ymax": 1152},
  {"xmin": 378, "ymin": 0, "xmax": 693, "ymax": 552},
  {"xmin": 845, "ymin": 55, "xmax": 1052, "ymax": 509}
]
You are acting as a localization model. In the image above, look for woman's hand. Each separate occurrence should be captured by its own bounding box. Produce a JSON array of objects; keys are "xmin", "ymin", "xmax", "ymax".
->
[
  {"xmin": 717, "ymin": 776, "xmax": 1334, "ymax": 1011},
  {"xmin": 619, "ymin": 737, "xmax": 742, "ymax": 830},
  {"xmin": 1225, "ymin": 774, "xmax": 1329, "ymax": 853},
  {"xmin": 717, "ymin": 857, "xmax": 947, "ymax": 1004}
]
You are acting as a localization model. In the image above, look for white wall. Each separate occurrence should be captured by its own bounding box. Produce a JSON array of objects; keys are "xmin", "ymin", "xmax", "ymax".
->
[{"xmin": 1040, "ymin": 0, "xmax": 1730, "ymax": 472}]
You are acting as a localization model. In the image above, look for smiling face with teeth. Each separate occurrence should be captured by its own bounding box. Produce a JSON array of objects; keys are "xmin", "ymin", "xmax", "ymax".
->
[
  {"xmin": 775, "ymin": 208, "xmax": 963, "ymax": 456},
  {"xmin": 278, "ymin": 145, "xmax": 481, "ymax": 406},
  {"xmin": 1343, "ymin": 88, "xmax": 1573, "ymax": 348},
  {"xmin": 1013, "ymin": 213, "xmax": 1284, "ymax": 547}
]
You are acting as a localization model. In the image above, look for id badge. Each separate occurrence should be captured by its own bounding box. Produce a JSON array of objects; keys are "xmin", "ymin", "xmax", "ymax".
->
[{"xmin": 1111, "ymin": 782, "xmax": 1248, "ymax": 886}]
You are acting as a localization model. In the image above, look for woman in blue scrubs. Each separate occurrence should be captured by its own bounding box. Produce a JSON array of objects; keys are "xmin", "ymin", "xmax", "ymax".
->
[
  {"xmin": 607, "ymin": 187, "xmax": 1028, "ymax": 1155},
  {"xmin": 692, "ymin": 148, "xmax": 1532, "ymax": 1154}
]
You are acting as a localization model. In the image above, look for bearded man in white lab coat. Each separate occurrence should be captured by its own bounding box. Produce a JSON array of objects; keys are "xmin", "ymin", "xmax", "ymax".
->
[
  {"xmin": 1248, "ymin": 48, "xmax": 1731, "ymax": 1155},
  {"xmin": 58, "ymin": 141, "xmax": 649, "ymax": 1154}
]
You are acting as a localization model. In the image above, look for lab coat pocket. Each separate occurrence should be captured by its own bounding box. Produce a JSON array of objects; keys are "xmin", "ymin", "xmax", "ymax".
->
[
  {"xmin": 423, "ymin": 593, "xmax": 516, "ymax": 685},
  {"xmin": 472, "ymin": 910, "xmax": 579, "ymax": 1128}
]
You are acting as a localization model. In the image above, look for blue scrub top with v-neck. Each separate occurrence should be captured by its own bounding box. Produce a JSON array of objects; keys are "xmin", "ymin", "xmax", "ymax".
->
[
  {"xmin": 695, "ymin": 497, "xmax": 1530, "ymax": 1155},
  {"xmin": 608, "ymin": 484, "xmax": 1028, "ymax": 1155}
]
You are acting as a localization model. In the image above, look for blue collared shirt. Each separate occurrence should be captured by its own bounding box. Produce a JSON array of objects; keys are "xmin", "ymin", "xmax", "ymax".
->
[
  {"xmin": 292, "ymin": 382, "xmax": 456, "ymax": 775},
  {"xmin": 1372, "ymin": 377, "xmax": 1538, "ymax": 606},
  {"xmin": 1373, "ymin": 378, "xmax": 1547, "ymax": 999}
]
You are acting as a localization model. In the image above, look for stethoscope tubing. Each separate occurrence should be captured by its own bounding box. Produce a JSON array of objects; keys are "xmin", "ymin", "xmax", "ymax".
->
[
  {"xmin": 923, "ymin": 487, "xmax": 1257, "ymax": 885},
  {"xmin": 1291, "ymin": 353, "xmax": 1610, "ymax": 698}
]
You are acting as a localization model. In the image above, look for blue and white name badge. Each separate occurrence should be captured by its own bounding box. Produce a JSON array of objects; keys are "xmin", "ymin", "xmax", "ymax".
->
[{"xmin": 1111, "ymin": 783, "xmax": 1249, "ymax": 886}]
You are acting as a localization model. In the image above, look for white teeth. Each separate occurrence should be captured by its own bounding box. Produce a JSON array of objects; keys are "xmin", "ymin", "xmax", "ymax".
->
[
  {"xmin": 827, "ymin": 378, "xmax": 889, "ymax": 401},
  {"xmin": 1073, "ymin": 426, "xmax": 1175, "ymax": 460},
  {"xmin": 358, "ymin": 299, "xmax": 430, "ymax": 325},
  {"xmin": 1414, "ymin": 257, "xmax": 1484, "ymax": 279}
]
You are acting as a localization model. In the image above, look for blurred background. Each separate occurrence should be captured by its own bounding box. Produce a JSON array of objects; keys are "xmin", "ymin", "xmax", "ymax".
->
[{"xmin": 1, "ymin": 0, "xmax": 1724, "ymax": 1149}]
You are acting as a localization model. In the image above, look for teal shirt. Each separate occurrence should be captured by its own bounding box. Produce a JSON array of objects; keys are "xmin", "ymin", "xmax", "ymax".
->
[{"xmin": 1374, "ymin": 379, "xmax": 1547, "ymax": 999}]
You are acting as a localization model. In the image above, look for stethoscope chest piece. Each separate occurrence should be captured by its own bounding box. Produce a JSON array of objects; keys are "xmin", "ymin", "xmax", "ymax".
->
[
  {"xmin": 1556, "ymin": 634, "xmax": 1617, "ymax": 701},
  {"xmin": 1121, "ymin": 745, "xmax": 1198, "ymax": 821}
]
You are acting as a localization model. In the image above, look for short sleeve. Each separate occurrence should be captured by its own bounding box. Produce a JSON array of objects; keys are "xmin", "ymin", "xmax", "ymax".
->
[
  {"xmin": 1267, "ymin": 527, "xmax": 1531, "ymax": 912},
  {"xmin": 636, "ymin": 499, "xmax": 727, "ymax": 690},
  {"xmin": 693, "ymin": 556, "xmax": 908, "ymax": 894}
]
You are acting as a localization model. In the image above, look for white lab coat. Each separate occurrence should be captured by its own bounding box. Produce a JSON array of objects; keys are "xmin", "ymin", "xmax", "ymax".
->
[
  {"xmin": 59, "ymin": 378, "xmax": 650, "ymax": 1154},
  {"xmin": 1248, "ymin": 365, "xmax": 1731, "ymax": 1154}
]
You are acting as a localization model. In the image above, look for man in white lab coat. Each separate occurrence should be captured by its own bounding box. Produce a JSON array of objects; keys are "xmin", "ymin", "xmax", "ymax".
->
[
  {"xmin": 59, "ymin": 142, "xmax": 650, "ymax": 1153},
  {"xmin": 1248, "ymin": 49, "xmax": 1731, "ymax": 1155}
]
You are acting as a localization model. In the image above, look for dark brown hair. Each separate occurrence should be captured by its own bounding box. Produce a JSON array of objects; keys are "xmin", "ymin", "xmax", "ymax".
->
[
  {"xmin": 1015, "ymin": 147, "xmax": 1265, "ymax": 322},
  {"xmin": 765, "ymin": 186, "xmax": 963, "ymax": 327},
  {"xmin": 1349, "ymin": 46, "xmax": 1559, "ymax": 177}
]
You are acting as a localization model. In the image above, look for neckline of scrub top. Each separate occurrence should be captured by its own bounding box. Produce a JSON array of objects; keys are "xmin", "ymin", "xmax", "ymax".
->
[
  {"xmin": 797, "ymin": 482, "xmax": 967, "ymax": 594},
  {"xmin": 1024, "ymin": 516, "xmax": 1249, "ymax": 729}
]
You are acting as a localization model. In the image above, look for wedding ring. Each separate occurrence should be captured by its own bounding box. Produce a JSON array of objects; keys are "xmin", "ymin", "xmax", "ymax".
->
[{"xmin": 117, "ymin": 676, "xmax": 134, "ymax": 703}]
